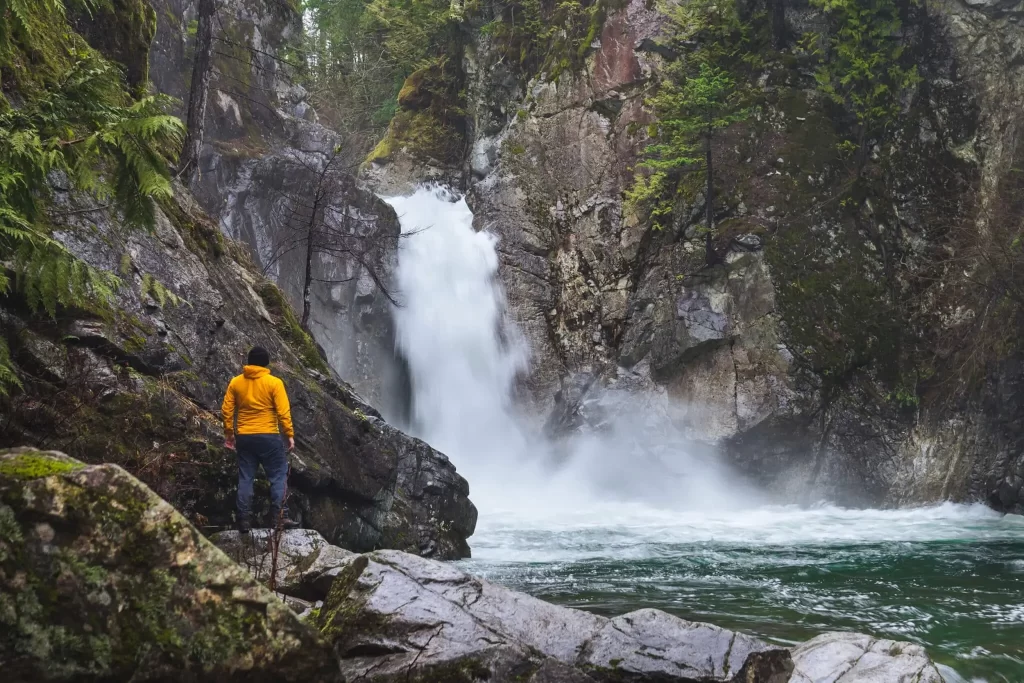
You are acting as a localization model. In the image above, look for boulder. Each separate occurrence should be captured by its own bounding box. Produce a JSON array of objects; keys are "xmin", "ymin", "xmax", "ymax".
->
[
  {"xmin": 212, "ymin": 528, "xmax": 354, "ymax": 601},
  {"xmin": 0, "ymin": 449, "xmax": 340, "ymax": 682},
  {"xmin": 316, "ymin": 549, "xmax": 794, "ymax": 683},
  {"xmin": 791, "ymin": 633, "xmax": 954, "ymax": 683}
]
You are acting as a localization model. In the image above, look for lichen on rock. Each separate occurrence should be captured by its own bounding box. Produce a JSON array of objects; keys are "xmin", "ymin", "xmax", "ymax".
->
[{"xmin": 0, "ymin": 448, "xmax": 340, "ymax": 682}]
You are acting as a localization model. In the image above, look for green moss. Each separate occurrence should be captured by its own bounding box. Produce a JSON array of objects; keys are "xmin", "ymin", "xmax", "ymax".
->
[
  {"xmin": 0, "ymin": 0, "xmax": 84, "ymax": 101},
  {"xmin": 367, "ymin": 109, "xmax": 465, "ymax": 167},
  {"xmin": 365, "ymin": 135, "xmax": 394, "ymax": 165},
  {"xmin": 363, "ymin": 60, "xmax": 467, "ymax": 168},
  {"xmin": 70, "ymin": 0, "xmax": 158, "ymax": 90},
  {"xmin": 0, "ymin": 452, "xmax": 84, "ymax": 480},
  {"xmin": 256, "ymin": 282, "xmax": 331, "ymax": 374},
  {"xmin": 157, "ymin": 195, "xmax": 226, "ymax": 262},
  {"xmin": 317, "ymin": 555, "xmax": 398, "ymax": 648},
  {"xmin": 0, "ymin": 457, "xmax": 325, "ymax": 679}
]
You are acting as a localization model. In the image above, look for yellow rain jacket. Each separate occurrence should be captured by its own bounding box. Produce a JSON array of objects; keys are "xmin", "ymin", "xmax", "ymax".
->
[{"xmin": 222, "ymin": 365, "xmax": 295, "ymax": 438}]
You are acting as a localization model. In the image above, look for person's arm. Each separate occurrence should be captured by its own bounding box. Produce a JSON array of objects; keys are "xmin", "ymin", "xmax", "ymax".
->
[
  {"xmin": 221, "ymin": 378, "xmax": 236, "ymax": 450},
  {"xmin": 274, "ymin": 379, "xmax": 295, "ymax": 450}
]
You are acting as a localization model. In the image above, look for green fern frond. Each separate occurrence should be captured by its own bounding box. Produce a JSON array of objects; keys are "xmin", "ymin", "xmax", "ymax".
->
[
  {"xmin": 0, "ymin": 17, "xmax": 186, "ymax": 320},
  {"xmin": 0, "ymin": 336, "xmax": 22, "ymax": 396},
  {"xmin": 13, "ymin": 240, "xmax": 119, "ymax": 318}
]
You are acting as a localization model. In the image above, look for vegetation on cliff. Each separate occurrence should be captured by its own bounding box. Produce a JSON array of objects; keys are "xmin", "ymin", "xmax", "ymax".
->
[
  {"xmin": 301, "ymin": 0, "xmax": 466, "ymax": 163},
  {"xmin": 626, "ymin": 0, "xmax": 760, "ymax": 253},
  {"xmin": 0, "ymin": 0, "xmax": 183, "ymax": 392},
  {"xmin": 300, "ymin": 0, "xmax": 620, "ymax": 166},
  {"xmin": 623, "ymin": 0, "xmax": 960, "ymax": 408}
]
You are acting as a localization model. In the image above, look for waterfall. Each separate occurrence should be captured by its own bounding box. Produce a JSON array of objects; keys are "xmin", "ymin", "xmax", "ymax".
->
[
  {"xmin": 386, "ymin": 186, "xmax": 761, "ymax": 518},
  {"xmin": 384, "ymin": 187, "xmax": 1020, "ymax": 682}
]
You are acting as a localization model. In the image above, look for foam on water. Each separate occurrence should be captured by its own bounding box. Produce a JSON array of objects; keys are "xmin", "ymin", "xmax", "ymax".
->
[{"xmin": 470, "ymin": 502, "xmax": 1024, "ymax": 563}]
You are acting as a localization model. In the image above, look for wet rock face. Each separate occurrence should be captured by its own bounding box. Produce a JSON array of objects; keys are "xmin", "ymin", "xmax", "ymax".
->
[
  {"xmin": 207, "ymin": 151, "xmax": 407, "ymax": 416},
  {"xmin": 0, "ymin": 449, "xmax": 340, "ymax": 682},
  {"xmin": 309, "ymin": 547, "xmax": 957, "ymax": 683},
  {"xmin": 452, "ymin": 0, "xmax": 1024, "ymax": 511},
  {"xmin": 212, "ymin": 528, "xmax": 355, "ymax": 601},
  {"xmin": 1, "ymin": 178, "xmax": 475, "ymax": 558},
  {"xmin": 465, "ymin": 0, "xmax": 665, "ymax": 405},
  {"xmin": 316, "ymin": 549, "xmax": 795, "ymax": 683},
  {"xmin": 791, "ymin": 633, "xmax": 952, "ymax": 683},
  {"xmin": 148, "ymin": 0, "xmax": 404, "ymax": 411}
]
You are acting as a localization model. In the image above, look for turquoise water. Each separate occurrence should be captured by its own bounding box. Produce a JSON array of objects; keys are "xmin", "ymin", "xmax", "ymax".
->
[{"xmin": 463, "ymin": 503, "xmax": 1024, "ymax": 681}]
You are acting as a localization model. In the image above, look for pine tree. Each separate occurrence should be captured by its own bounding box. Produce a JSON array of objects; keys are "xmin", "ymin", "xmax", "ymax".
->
[
  {"xmin": 625, "ymin": 0, "xmax": 754, "ymax": 265},
  {"xmin": 802, "ymin": 0, "xmax": 919, "ymax": 165},
  {"xmin": 628, "ymin": 61, "xmax": 749, "ymax": 264}
]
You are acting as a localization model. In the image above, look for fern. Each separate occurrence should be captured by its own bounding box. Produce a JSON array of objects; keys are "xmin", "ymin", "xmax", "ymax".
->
[
  {"xmin": 0, "ymin": 0, "xmax": 64, "ymax": 54},
  {"xmin": 15, "ymin": 239, "xmax": 121, "ymax": 318},
  {"xmin": 0, "ymin": 41, "xmax": 185, "ymax": 308},
  {"xmin": 0, "ymin": 337, "xmax": 21, "ymax": 396},
  {"xmin": 0, "ymin": 0, "xmax": 186, "ymax": 386}
]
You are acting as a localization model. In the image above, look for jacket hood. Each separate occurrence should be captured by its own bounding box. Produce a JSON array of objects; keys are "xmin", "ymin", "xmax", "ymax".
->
[{"xmin": 242, "ymin": 365, "xmax": 271, "ymax": 379}]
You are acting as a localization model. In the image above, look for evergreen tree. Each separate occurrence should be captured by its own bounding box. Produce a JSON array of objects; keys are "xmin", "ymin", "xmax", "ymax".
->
[
  {"xmin": 625, "ymin": 0, "xmax": 757, "ymax": 264},
  {"xmin": 629, "ymin": 62, "xmax": 748, "ymax": 265},
  {"xmin": 802, "ymin": 0, "xmax": 919, "ymax": 165}
]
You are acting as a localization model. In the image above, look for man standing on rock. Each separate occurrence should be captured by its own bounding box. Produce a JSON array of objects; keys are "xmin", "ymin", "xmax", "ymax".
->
[{"xmin": 222, "ymin": 346, "xmax": 300, "ymax": 532}]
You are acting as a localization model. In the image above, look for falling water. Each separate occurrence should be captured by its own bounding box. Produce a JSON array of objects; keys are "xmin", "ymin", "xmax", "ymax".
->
[
  {"xmin": 384, "ymin": 186, "xmax": 1024, "ymax": 681},
  {"xmin": 385, "ymin": 185, "xmax": 757, "ymax": 518}
]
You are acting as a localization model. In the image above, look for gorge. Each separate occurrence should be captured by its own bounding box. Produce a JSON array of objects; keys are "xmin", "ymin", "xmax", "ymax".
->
[
  {"xmin": 388, "ymin": 184, "xmax": 1024, "ymax": 681},
  {"xmin": 2, "ymin": 0, "xmax": 1024, "ymax": 680}
]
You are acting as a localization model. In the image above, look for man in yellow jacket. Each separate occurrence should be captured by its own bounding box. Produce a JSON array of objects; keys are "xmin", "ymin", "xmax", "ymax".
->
[{"xmin": 222, "ymin": 346, "xmax": 299, "ymax": 532}]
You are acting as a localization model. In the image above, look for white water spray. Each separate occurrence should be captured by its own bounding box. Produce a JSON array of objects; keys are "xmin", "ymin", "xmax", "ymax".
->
[
  {"xmin": 384, "ymin": 186, "xmax": 1020, "ymax": 683},
  {"xmin": 386, "ymin": 186, "xmax": 759, "ymax": 518}
]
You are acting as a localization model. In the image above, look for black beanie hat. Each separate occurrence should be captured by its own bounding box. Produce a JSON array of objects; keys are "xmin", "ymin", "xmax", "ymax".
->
[{"xmin": 247, "ymin": 346, "xmax": 270, "ymax": 367}]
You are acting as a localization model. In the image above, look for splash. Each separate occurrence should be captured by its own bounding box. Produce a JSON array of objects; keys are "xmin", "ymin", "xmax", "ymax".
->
[{"xmin": 385, "ymin": 185, "xmax": 760, "ymax": 517}]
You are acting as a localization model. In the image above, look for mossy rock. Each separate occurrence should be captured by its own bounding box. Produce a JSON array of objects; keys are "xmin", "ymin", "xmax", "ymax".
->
[
  {"xmin": 256, "ymin": 282, "xmax": 331, "ymax": 375},
  {"xmin": 0, "ymin": 448, "xmax": 340, "ymax": 682},
  {"xmin": 70, "ymin": 0, "xmax": 158, "ymax": 89},
  {"xmin": 367, "ymin": 110, "xmax": 466, "ymax": 168}
]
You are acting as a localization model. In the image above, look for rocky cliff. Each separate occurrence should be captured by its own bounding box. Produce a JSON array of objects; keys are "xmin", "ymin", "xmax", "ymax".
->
[
  {"xmin": 149, "ymin": 0, "xmax": 407, "ymax": 416},
  {"xmin": 0, "ymin": 174, "xmax": 476, "ymax": 557},
  {"xmin": 367, "ymin": 0, "xmax": 1024, "ymax": 513},
  {"xmin": 0, "ymin": 0, "xmax": 476, "ymax": 557}
]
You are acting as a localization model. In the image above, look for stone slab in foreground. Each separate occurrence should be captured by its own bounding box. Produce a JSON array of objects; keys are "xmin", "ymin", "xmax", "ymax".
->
[
  {"xmin": 208, "ymin": 526, "xmax": 963, "ymax": 683},
  {"xmin": 315, "ymin": 549, "xmax": 794, "ymax": 683},
  {"xmin": 212, "ymin": 528, "xmax": 354, "ymax": 601},
  {"xmin": 791, "ymin": 632, "xmax": 955, "ymax": 683},
  {"xmin": 0, "ymin": 449, "xmax": 339, "ymax": 682}
]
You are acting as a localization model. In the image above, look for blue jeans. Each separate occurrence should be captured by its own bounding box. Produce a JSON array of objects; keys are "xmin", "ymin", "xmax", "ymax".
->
[{"xmin": 236, "ymin": 433, "xmax": 289, "ymax": 522}]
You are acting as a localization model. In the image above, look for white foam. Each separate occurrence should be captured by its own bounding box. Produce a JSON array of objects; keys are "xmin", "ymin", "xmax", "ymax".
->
[{"xmin": 387, "ymin": 185, "xmax": 760, "ymax": 518}]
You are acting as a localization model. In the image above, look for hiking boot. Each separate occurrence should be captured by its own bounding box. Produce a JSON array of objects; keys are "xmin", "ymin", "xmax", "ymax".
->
[
  {"xmin": 236, "ymin": 517, "xmax": 252, "ymax": 533},
  {"xmin": 269, "ymin": 508, "xmax": 300, "ymax": 530}
]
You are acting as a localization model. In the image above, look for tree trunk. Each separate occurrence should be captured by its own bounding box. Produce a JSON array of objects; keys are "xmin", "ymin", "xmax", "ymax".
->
[
  {"xmin": 855, "ymin": 124, "xmax": 870, "ymax": 173},
  {"xmin": 770, "ymin": 0, "xmax": 786, "ymax": 50},
  {"xmin": 301, "ymin": 224, "xmax": 315, "ymax": 332},
  {"xmin": 179, "ymin": 0, "xmax": 217, "ymax": 181},
  {"xmin": 704, "ymin": 132, "xmax": 717, "ymax": 267}
]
